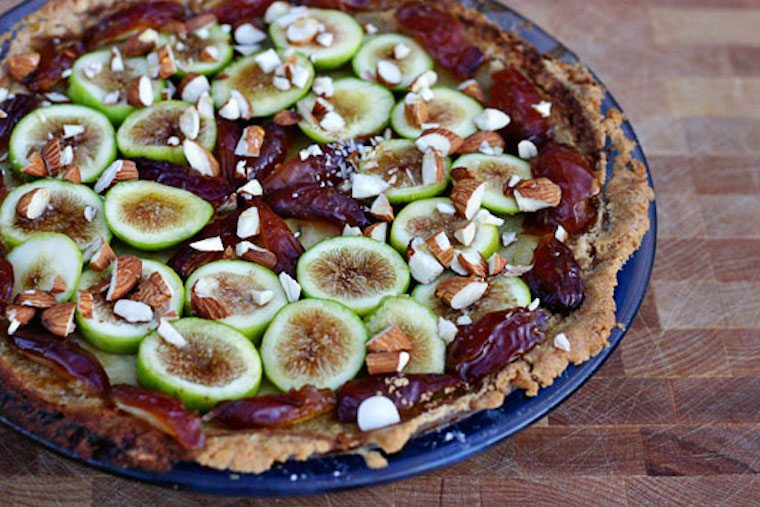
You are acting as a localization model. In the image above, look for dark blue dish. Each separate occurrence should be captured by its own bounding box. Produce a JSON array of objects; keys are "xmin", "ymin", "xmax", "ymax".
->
[{"xmin": 0, "ymin": 0, "xmax": 656, "ymax": 496}]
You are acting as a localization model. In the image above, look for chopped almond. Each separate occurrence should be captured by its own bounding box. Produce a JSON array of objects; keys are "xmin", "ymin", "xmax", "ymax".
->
[
  {"xmin": 451, "ymin": 178, "xmax": 486, "ymax": 220},
  {"xmin": 435, "ymin": 277, "xmax": 489, "ymax": 310},
  {"xmin": 8, "ymin": 52, "xmax": 40, "ymax": 81},
  {"xmin": 16, "ymin": 187, "xmax": 50, "ymax": 220},
  {"xmin": 458, "ymin": 79, "xmax": 486, "ymax": 105},
  {"xmin": 130, "ymin": 271, "xmax": 172, "ymax": 308},
  {"xmin": 449, "ymin": 167, "xmax": 476, "ymax": 181},
  {"xmin": 487, "ymin": 253, "xmax": 508, "ymax": 276},
  {"xmin": 156, "ymin": 44, "xmax": 177, "ymax": 79},
  {"xmin": 22, "ymin": 152, "xmax": 47, "ymax": 177},
  {"xmin": 41, "ymin": 137, "xmax": 63, "ymax": 175},
  {"xmin": 41, "ymin": 302, "xmax": 76, "ymax": 337},
  {"xmin": 363, "ymin": 222, "xmax": 387, "ymax": 242},
  {"xmin": 366, "ymin": 351, "xmax": 410, "ymax": 375},
  {"xmin": 191, "ymin": 290, "xmax": 230, "ymax": 320},
  {"xmin": 126, "ymin": 75, "xmax": 154, "ymax": 107},
  {"xmin": 77, "ymin": 290, "xmax": 94, "ymax": 319},
  {"xmin": 513, "ymin": 177, "xmax": 562, "ymax": 212},
  {"xmin": 183, "ymin": 139, "xmax": 220, "ymax": 177},
  {"xmin": 105, "ymin": 256, "xmax": 143, "ymax": 301},
  {"xmin": 235, "ymin": 126, "xmax": 266, "ymax": 157},
  {"xmin": 89, "ymin": 238, "xmax": 116, "ymax": 271},
  {"xmin": 236, "ymin": 241, "xmax": 278, "ymax": 269},
  {"xmin": 273, "ymin": 109, "xmax": 302, "ymax": 126},
  {"xmin": 425, "ymin": 231, "xmax": 454, "ymax": 268},
  {"xmin": 404, "ymin": 97, "xmax": 428, "ymax": 128},
  {"xmin": 15, "ymin": 289, "xmax": 57, "ymax": 309},
  {"xmin": 178, "ymin": 73, "xmax": 210, "ymax": 103},
  {"xmin": 421, "ymin": 148, "xmax": 444, "ymax": 186},
  {"xmin": 50, "ymin": 276, "xmax": 67, "ymax": 294},
  {"xmin": 457, "ymin": 131, "xmax": 506, "ymax": 154},
  {"xmin": 367, "ymin": 325, "xmax": 413, "ymax": 353},
  {"xmin": 415, "ymin": 128, "xmax": 463, "ymax": 156},
  {"xmin": 369, "ymin": 194, "xmax": 394, "ymax": 222},
  {"xmin": 61, "ymin": 165, "xmax": 82, "ymax": 183},
  {"xmin": 458, "ymin": 251, "xmax": 487, "ymax": 278},
  {"xmin": 6, "ymin": 304, "xmax": 36, "ymax": 329}
]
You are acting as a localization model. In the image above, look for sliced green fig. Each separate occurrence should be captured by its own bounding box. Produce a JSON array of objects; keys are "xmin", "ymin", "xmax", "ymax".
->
[
  {"xmin": 116, "ymin": 101, "xmax": 216, "ymax": 164},
  {"xmin": 160, "ymin": 23, "xmax": 233, "ymax": 76},
  {"xmin": 7, "ymin": 232, "xmax": 82, "ymax": 303},
  {"xmin": 260, "ymin": 298, "xmax": 366, "ymax": 391},
  {"xmin": 67, "ymin": 49, "xmax": 166, "ymax": 124},
  {"xmin": 137, "ymin": 317, "xmax": 262, "ymax": 411},
  {"xmin": 297, "ymin": 236, "xmax": 410, "ymax": 315},
  {"xmin": 358, "ymin": 139, "xmax": 449, "ymax": 205},
  {"xmin": 184, "ymin": 260, "xmax": 288, "ymax": 341},
  {"xmin": 9, "ymin": 104, "xmax": 117, "ymax": 182},
  {"xmin": 210, "ymin": 50, "xmax": 314, "ymax": 118},
  {"xmin": 352, "ymin": 33, "xmax": 433, "ymax": 91},
  {"xmin": 75, "ymin": 337, "xmax": 138, "ymax": 385},
  {"xmin": 285, "ymin": 219, "xmax": 341, "ymax": 250},
  {"xmin": 391, "ymin": 87, "xmax": 483, "ymax": 139},
  {"xmin": 0, "ymin": 179, "xmax": 111, "ymax": 250},
  {"xmin": 297, "ymin": 77, "xmax": 394, "ymax": 143},
  {"xmin": 268, "ymin": 7, "xmax": 363, "ymax": 70},
  {"xmin": 500, "ymin": 233, "xmax": 540, "ymax": 267},
  {"xmin": 364, "ymin": 296, "xmax": 445, "ymax": 374},
  {"xmin": 451, "ymin": 153, "xmax": 532, "ymax": 215},
  {"xmin": 412, "ymin": 272, "xmax": 532, "ymax": 323},
  {"xmin": 390, "ymin": 197, "xmax": 500, "ymax": 257},
  {"xmin": 104, "ymin": 181, "xmax": 213, "ymax": 250},
  {"xmin": 76, "ymin": 259, "xmax": 184, "ymax": 354}
]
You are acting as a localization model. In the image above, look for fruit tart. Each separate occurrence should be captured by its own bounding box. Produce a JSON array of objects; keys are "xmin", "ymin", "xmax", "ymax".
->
[{"xmin": 0, "ymin": 0, "xmax": 653, "ymax": 474}]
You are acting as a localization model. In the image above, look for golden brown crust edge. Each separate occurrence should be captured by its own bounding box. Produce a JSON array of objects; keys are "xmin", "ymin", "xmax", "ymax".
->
[{"xmin": 0, "ymin": 0, "xmax": 654, "ymax": 474}]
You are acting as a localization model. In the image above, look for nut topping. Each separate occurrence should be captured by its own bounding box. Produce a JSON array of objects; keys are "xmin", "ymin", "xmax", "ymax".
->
[
  {"xmin": 16, "ymin": 187, "xmax": 50, "ymax": 220},
  {"xmin": 191, "ymin": 285, "xmax": 230, "ymax": 320},
  {"xmin": 89, "ymin": 237, "xmax": 116, "ymax": 271},
  {"xmin": 435, "ymin": 277, "xmax": 488, "ymax": 310},
  {"xmin": 458, "ymin": 251, "xmax": 487, "ymax": 278},
  {"xmin": 61, "ymin": 166, "xmax": 82, "ymax": 183},
  {"xmin": 183, "ymin": 139, "xmax": 220, "ymax": 177},
  {"xmin": 178, "ymin": 73, "xmax": 210, "ymax": 103},
  {"xmin": 236, "ymin": 241, "xmax": 278, "ymax": 269},
  {"xmin": 235, "ymin": 126, "xmax": 266, "ymax": 157},
  {"xmin": 458, "ymin": 79, "xmax": 486, "ymax": 105},
  {"xmin": 8, "ymin": 52, "xmax": 41, "ymax": 81},
  {"xmin": 105, "ymin": 255, "xmax": 142, "ymax": 301},
  {"xmin": 113, "ymin": 299, "xmax": 154, "ymax": 323},
  {"xmin": 363, "ymin": 222, "xmax": 387, "ymax": 242},
  {"xmin": 376, "ymin": 60, "xmax": 403, "ymax": 87},
  {"xmin": 41, "ymin": 137, "xmax": 63, "ymax": 175},
  {"xmin": 421, "ymin": 148, "xmax": 444, "ymax": 186},
  {"xmin": 366, "ymin": 350, "xmax": 411, "ymax": 375},
  {"xmin": 237, "ymin": 206, "xmax": 261, "ymax": 239},
  {"xmin": 130, "ymin": 271, "xmax": 172, "ymax": 308},
  {"xmin": 41, "ymin": 302, "xmax": 76, "ymax": 337},
  {"xmin": 415, "ymin": 128, "xmax": 463, "ymax": 156},
  {"xmin": 404, "ymin": 95, "xmax": 428, "ymax": 128},
  {"xmin": 425, "ymin": 231, "xmax": 454, "ymax": 268},
  {"xmin": 156, "ymin": 44, "xmax": 177, "ymax": 78},
  {"xmin": 367, "ymin": 325, "xmax": 413, "ymax": 353},
  {"xmin": 369, "ymin": 194, "xmax": 394, "ymax": 222},
  {"xmin": 458, "ymin": 131, "xmax": 505, "ymax": 154},
  {"xmin": 6, "ymin": 305, "xmax": 35, "ymax": 333},
  {"xmin": 77, "ymin": 290, "xmax": 94, "ymax": 318},
  {"xmin": 451, "ymin": 178, "xmax": 486, "ymax": 220},
  {"xmin": 513, "ymin": 177, "xmax": 562, "ymax": 212},
  {"xmin": 487, "ymin": 253, "xmax": 508, "ymax": 276},
  {"xmin": 22, "ymin": 152, "xmax": 47, "ymax": 177},
  {"xmin": 15, "ymin": 289, "xmax": 57, "ymax": 309},
  {"xmin": 273, "ymin": 109, "xmax": 302, "ymax": 126}
]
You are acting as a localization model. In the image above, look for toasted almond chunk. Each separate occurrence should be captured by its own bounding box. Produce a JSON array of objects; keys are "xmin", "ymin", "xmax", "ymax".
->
[
  {"xmin": 437, "ymin": 317, "xmax": 458, "ymax": 344},
  {"xmin": 369, "ymin": 194, "xmax": 394, "ymax": 222},
  {"xmin": 458, "ymin": 251, "xmax": 487, "ymax": 278},
  {"xmin": 130, "ymin": 271, "xmax": 172, "ymax": 308},
  {"xmin": 473, "ymin": 108, "xmax": 510, "ymax": 131},
  {"xmin": 41, "ymin": 137, "xmax": 63, "ymax": 175},
  {"xmin": 41, "ymin": 302, "xmax": 76, "ymax": 337},
  {"xmin": 49, "ymin": 275, "xmax": 67, "ymax": 294},
  {"xmin": 200, "ymin": 45, "xmax": 220, "ymax": 63},
  {"xmin": 156, "ymin": 44, "xmax": 177, "ymax": 78},
  {"xmin": 6, "ymin": 304, "xmax": 36, "ymax": 329},
  {"xmin": 183, "ymin": 139, "xmax": 220, "ymax": 177},
  {"xmin": 237, "ymin": 179, "xmax": 264, "ymax": 197},
  {"xmin": 16, "ymin": 187, "xmax": 50, "ymax": 220},
  {"xmin": 190, "ymin": 236, "xmax": 224, "ymax": 252},
  {"xmin": 393, "ymin": 43, "xmax": 411, "ymax": 60},
  {"xmin": 367, "ymin": 325, "xmax": 413, "ymax": 353},
  {"xmin": 235, "ymin": 126, "xmax": 266, "ymax": 157},
  {"xmin": 458, "ymin": 79, "xmax": 486, "ymax": 105},
  {"xmin": 178, "ymin": 73, "xmax": 210, "ymax": 103},
  {"xmin": 61, "ymin": 165, "xmax": 82, "ymax": 183},
  {"xmin": 357, "ymin": 395, "xmax": 400, "ymax": 431},
  {"xmin": 554, "ymin": 332, "xmax": 571, "ymax": 352},
  {"xmin": 195, "ymin": 91, "xmax": 215, "ymax": 119},
  {"xmin": 286, "ymin": 17, "xmax": 321, "ymax": 45},
  {"xmin": 453, "ymin": 221, "xmax": 476, "ymax": 247},
  {"xmin": 126, "ymin": 75, "xmax": 154, "ymax": 107},
  {"xmin": 230, "ymin": 89, "xmax": 254, "ymax": 120},
  {"xmin": 178, "ymin": 106, "xmax": 201, "ymax": 141},
  {"xmin": 458, "ymin": 131, "xmax": 506, "ymax": 155},
  {"xmin": 487, "ymin": 253, "xmax": 508, "ymax": 276},
  {"xmin": 408, "ymin": 248, "xmax": 444, "ymax": 284},
  {"xmin": 311, "ymin": 96, "xmax": 333, "ymax": 119},
  {"xmin": 22, "ymin": 152, "xmax": 47, "ymax": 177},
  {"xmin": 255, "ymin": 48, "xmax": 282, "ymax": 74},
  {"xmin": 517, "ymin": 139, "xmax": 539, "ymax": 159},
  {"xmin": 351, "ymin": 173, "xmax": 390, "ymax": 199},
  {"xmin": 158, "ymin": 318, "xmax": 187, "ymax": 347},
  {"xmin": 114, "ymin": 299, "xmax": 154, "ymax": 323},
  {"xmin": 366, "ymin": 351, "xmax": 409, "ymax": 375},
  {"xmin": 235, "ymin": 23, "xmax": 267, "ymax": 45},
  {"xmin": 425, "ymin": 231, "xmax": 454, "ymax": 268},
  {"xmin": 320, "ymin": 111, "xmax": 345, "ymax": 132},
  {"xmin": 237, "ymin": 206, "xmax": 261, "ymax": 239},
  {"xmin": 77, "ymin": 290, "xmax": 94, "ymax": 318},
  {"xmin": 312, "ymin": 76, "xmax": 334, "ymax": 97},
  {"xmin": 435, "ymin": 277, "xmax": 488, "ymax": 310},
  {"xmin": 342, "ymin": 224, "xmax": 362, "ymax": 237},
  {"xmin": 105, "ymin": 256, "xmax": 142, "ymax": 301},
  {"xmin": 273, "ymin": 109, "xmax": 302, "ymax": 126},
  {"xmin": 110, "ymin": 46, "xmax": 125, "ymax": 72},
  {"xmin": 421, "ymin": 148, "xmax": 444, "ymax": 186},
  {"xmin": 376, "ymin": 60, "xmax": 403, "ymax": 87},
  {"xmin": 513, "ymin": 178, "xmax": 562, "ymax": 212},
  {"xmin": 409, "ymin": 70, "xmax": 437, "ymax": 93},
  {"xmin": 122, "ymin": 31, "xmax": 157, "ymax": 57},
  {"xmin": 236, "ymin": 241, "xmax": 278, "ymax": 269},
  {"xmin": 415, "ymin": 128, "xmax": 462, "ymax": 156},
  {"xmin": 279, "ymin": 272, "xmax": 301, "ymax": 302},
  {"xmin": 16, "ymin": 289, "xmax": 57, "ymax": 308},
  {"xmin": 218, "ymin": 96, "xmax": 240, "ymax": 120},
  {"xmin": 449, "ymin": 167, "xmax": 475, "ymax": 182},
  {"xmin": 8, "ymin": 52, "xmax": 40, "ymax": 81},
  {"xmin": 222, "ymin": 245, "xmax": 236, "ymax": 259},
  {"xmin": 363, "ymin": 222, "xmax": 387, "ymax": 242},
  {"xmin": 404, "ymin": 97, "xmax": 428, "ymax": 128},
  {"xmin": 532, "ymin": 101, "xmax": 552, "ymax": 118},
  {"xmin": 191, "ymin": 284, "xmax": 231, "ymax": 320},
  {"xmin": 451, "ymin": 178, "xmax": 486, "ymax": 220}
]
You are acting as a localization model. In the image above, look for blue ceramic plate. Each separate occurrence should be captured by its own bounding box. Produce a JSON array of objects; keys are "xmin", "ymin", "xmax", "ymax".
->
[{"xmin": 0, "ymin": 0, "xmax": 656, "ymax": 496}]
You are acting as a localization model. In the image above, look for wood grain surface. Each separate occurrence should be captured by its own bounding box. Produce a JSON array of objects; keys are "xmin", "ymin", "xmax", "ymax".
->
[{"xmin": 1, "ymin": 0, "xmax": 759, "ymax": 505}]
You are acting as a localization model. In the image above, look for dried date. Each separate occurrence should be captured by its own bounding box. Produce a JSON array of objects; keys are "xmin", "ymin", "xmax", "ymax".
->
[
  {"xmin": 0, "ymin": 95, "xmax": 37, "ymax": 150},
  {"xmin": 0, "ymin": 253, "xmax": 13, "ymax": 313},
  {"xmin": 211, "ymin": 0, "xmax": 274, "ymax": 25},
  {"xmin": 216, "ymin": 119, "xmax": 293, "ymax": 187},
  {"xmin": 522, "ymin": 236, "xmax": 584, "ymax": 313},
  {"xmin": 266, "ymin": 184, "xmax": 372, "ymax": 228},
  {"xmin": 446, "ymin": 309, "xmax": 550, "ymax": 382},
  {"xmin": 110, "ymin": 384, "xmax": 205, "ymax": 450},
  {"xmin": 135, "ymin": 158, "xmax": 232, "ymax": 208},
  {"xmin": 83, "ymin": 1, "xmax": 184, "ymax": 49},
  {"xmin": 489, "ymin": 67, "xmax": 551, "ymax": 149},
  {"xmin": 255, "ymin": 200, "xmax": 305, "ymax": 276},
  {"xmin": 261, "ymin": 142, "xmax": 362, "ymax": 193},
  {"xmin": 336, "ymin": 374, "xmax": 463, "ymax": 423},
  {"xmin": 168, "ymin": 211, "xmax": 240, "ymax": 278},
  {"xmin": 205, "ymin": 385, "xmax": 335, "ymax": 429},
  {"xmin": 23, "ymin": 40, "xmax": 83, "ymax": 93}
]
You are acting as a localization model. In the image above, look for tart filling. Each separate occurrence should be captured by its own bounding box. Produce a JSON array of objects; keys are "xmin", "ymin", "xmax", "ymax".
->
[{"xmin": 0, "ymin": 0, "xmax": 653, "ymax": 474}]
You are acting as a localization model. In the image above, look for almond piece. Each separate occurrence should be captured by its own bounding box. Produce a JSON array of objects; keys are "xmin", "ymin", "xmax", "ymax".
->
[
  {"xmin": 121, "ymin": 30, "xmax": 157, "ymax": 57},
  {"xmin": 404, "ymin": 96, "xmax": 428, "ymax": 128},
  {"xmin": 376, "ymin": 60, "xmax": 403, "ymax": 87},
  {"xmin": 356, "ymin": 395, "xmax": 400, "ymax": 431},
  {"xmin": 89, "ymin": 237, "xmax": 116, "ymax": 271},
  {"xmin": 178, "ymin": 106, "xmax": 201, "ymax": 141},
  {"xmin": 451, "ymin": 178, "xmax": 486, "ymax": 220},
  {"xmin": 369, "ymin": 194, "xmax": 394, "ymax": 222},
  {"xmin": 22, "ymin": 152, "xmax": 48, "ymax": 177},
  {"xmin": 15, "ymin": 289, "xmax": 57, "ymax": 308},
  {"xmin": 311, "ymin": 96, "xmax": 333, "ymax": 119},
  {"xmin": 458, "ymin": 79, "xmax": 486, "ymax": 105},
  {"xmin": 190, "ymin": 236, "xmax": 224, "ymax": 252},
  {"xmin": 183, "ymin": 139, "xmax": 220, "ymax": 177},
  {"xmin": 130, "ymin": 271, "xmax": 172, "ymax": 308},
  {"xmin": 236, "ymin": 241, "xmax": 278, "ymax": 269},
  {"xmin": 351, "ymin": 173, "xmax": 390, "ymax": 199},
  {"xmin": 409, "ymin": 70, "xmax": 438, "ymax": 93},
  {"xmin": 458, "ymin": 251, "xmax": 487, "ymax": 278},
  {"xmin": 186, "ymin": 13, "xmax": 217, "ymax": 33},
  {"xmin": 156, "ymin": 44, "xmax": 177, "ymax": 78},
  {"xmin": 273, "ymin": 109, "xmax": 302, "ymax": 126},
  {"xmin": 237, "ymin": 206, "xmax": 261, "ymax": 239},
  {"xmin": 77, "ymin": 290, "xmax": 94, "ymax": 318},
  {"xmin": 408, "ymin": 247, "xmax": 444, "ymax": 284},
  {"xmin": 191, "ymin": 290, "xmax": 230, "ymax": 320},
  {"xmin": 457, "ymin": 131, "xmax": 506, "ymax": 154},
  {"xmin": 6, "ymin": 304, "xmax": 36, "ymax": 330},
  {"xmin": 178, "ymin": 73, "xmax": 210, "ymax": 103},
  {"xmin": 453, "ymin": 221, "xmax": 476, "ymax": 247},
  {"xmin": 435, "ymin": 277, "xmax": 488, "ymax": 310},
  {"xmin": 473, "ymin": 108, "xmax": 511, "ymax": 131},
  {"xmin": 366, "ymin": 351, "xmax": 410, "ymax": 375},
  {"xmin": 115, "ymin": 160, "xmax": 139, "ymax": 182},
  {"xmin": 363, "ymin": 222, "xmax": 387, "ymax": 242},
  {"xmin": 425, "ymin": 231, "xmax": 454, "ymax": 268},
  {"xmin": 61, "ymin": 165, "xmax": 82, "ymax": 183},
  {"xmin": 279, "ymin": 272, "xmax": 302, "ymax": 302},
  {"xmin": 126, "ymin": 75, "xmax": 154, "ymax": 107},
  {"xmin": 367, "ymin": 325, "xmax": 413, "ymax": 353},
  {"xmin": 513, "ymin": 177, "xmax": 562, "ymax": 212},
  {"xmin": 113, "ymin": 299, "xmax": 154, "ymax": 323},
  {"xmin": 286, "ymin": 17, "xmax": 321, "ymax": 45},
  {"xmin": 50, "ymin": 276, "xmax": 67, "ymax": 294},
  {"xmin": 41, "ymin": 137, "xmax": 63, "ymax": 175},
  {"xmin": 421, "ymin": 148, "xmax": 444, "ymax": 186},
  {"xmin": 41, "ymin": 302, "xmax": 76, "ymax": 337},
  {"xmin": 200, "ymin": 46, "xmax": 220, "ymax": 63},
  {"xmin": 449, "ymin": 167, "xmax": 475, "ymax": 182},
  {"xmin": 415, "ymin": 128, "xmax": 463, "ymax": 156},
  {"xmin": 235, "ymin": 126, "xmax": 266, "ymax": 157},
  {"xmin": 106, "ymin": 256, "xmax": 142, "ymax": 301},
  {"xmin": 8, "ymin": 52, "xmax": 40, "ymax": 81},
  {"xmin": 487, "ymin": 253, "xmax": 508, "ymax": 276},
  {"xmin": 16, "ymin": 187, "xmax": 50, "ymax": 220}
]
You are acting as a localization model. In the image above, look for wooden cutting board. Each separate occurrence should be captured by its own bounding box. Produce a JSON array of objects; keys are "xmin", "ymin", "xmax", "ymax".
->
[{"xmin": 0, "ymin": 0, "xmax": 758, "ymax": 504}]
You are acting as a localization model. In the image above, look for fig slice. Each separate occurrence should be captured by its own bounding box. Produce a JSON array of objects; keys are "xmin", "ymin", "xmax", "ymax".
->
[
  {"xmin": 110, "ymin": 384, "xmax": 205, "ymax": 450},
  {"xmin": 8, "ymin": 326, "xmax": 110, "ymax": 396},
  {"xmin": 205, "ymin": 385, "xmax": 335, "ymax": 429}
]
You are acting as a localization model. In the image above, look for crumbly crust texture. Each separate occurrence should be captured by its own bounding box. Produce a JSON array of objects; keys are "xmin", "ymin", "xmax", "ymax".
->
[{"xmin": 0, "ymin": 0, "xmax": 653, "ymax": 474}]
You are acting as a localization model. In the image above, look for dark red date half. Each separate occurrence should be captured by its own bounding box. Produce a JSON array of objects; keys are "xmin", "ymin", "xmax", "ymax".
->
[
  {"xmin": 83, "ymin": 1, "xmax": 184, "ymax": 49},
  {"xmin": 489, "ymin": 67, "xmax": 551, "ymax": 149},
  {"xmin": 0, "ymin": 95, "xmax": 37, "ymax": 150},
  {"xmin": 523, "ymin": 236, "xmax": 584, "ymax": 313},
  {"xmin": 255, "ymin": 199, "xmax": 305, "ymax": 276},
  {"xmin": 0, "ymin": 254, "xmax": 13, "ymax": 312},
  {"xmin": 396, "ymin": 2, "xmax": 487, "ymax": 79},
  {"xmin": 135, "ymin": 158, "xmax": 232, "ymax": 208},
  {"xmin": 336, "ymin": 374, "xmax": 463, "ymax": 423},
  {"xmin": 211, "ymin": 0, "xmax": 274, "ymax": 25},
  {"xmin": 266, "ymin": 184, "xmax": 372, "ymax": 228},
  {"xmin": 110, "ymin": 384, "xmax": 205, "ymax": 451},
  {"xmin": 446, "ymin": 309, "xmax": 550, "ymax": 383},
  {"xmin": 216, "ymin": 119, "xmax": 293, "ymax": 188},
  {"xmin": 206, "ymin": 385, "xmax": 335, "ymax": 429},
  {"xmin": 23, "ymin": 40, "xmax": 83, "ymax": 93}
]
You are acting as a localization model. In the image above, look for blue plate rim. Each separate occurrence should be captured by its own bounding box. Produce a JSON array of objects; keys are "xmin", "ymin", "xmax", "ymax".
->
[{"xmin": 0, "ymin": 0, "xmax": 657, "ymax": 497}]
